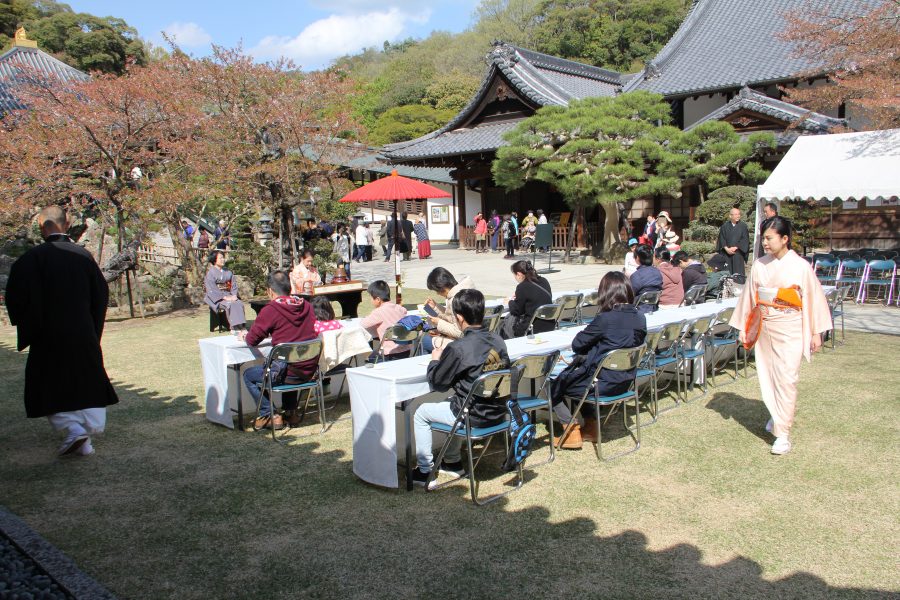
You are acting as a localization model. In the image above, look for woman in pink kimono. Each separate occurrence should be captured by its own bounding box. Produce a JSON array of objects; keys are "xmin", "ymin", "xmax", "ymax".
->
[{"xmin": 730, "ymin": 217, "xmax": 832, "ymax": 455}]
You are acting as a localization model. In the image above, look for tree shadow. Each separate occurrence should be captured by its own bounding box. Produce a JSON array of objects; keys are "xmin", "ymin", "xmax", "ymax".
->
[
  {"xmin": 705, "ymin": 391, "xmax": 771, "ymax": 442},
  {"xmin": 1, "ymin": 339, "xmax": 895, "ymax": 599}
]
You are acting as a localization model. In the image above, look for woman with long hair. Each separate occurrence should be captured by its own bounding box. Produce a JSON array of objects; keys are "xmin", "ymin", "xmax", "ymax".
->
[
  {"xmin": 500, "ymin": 260, "xmax": 552, "ymax": 339},
  {"xmin": 730, "ymin": 216, "xmax": 832, "ymax": 455},
  {"xmin": 550, "ymin": 271, "xmax": 647, "ymax": 448}
]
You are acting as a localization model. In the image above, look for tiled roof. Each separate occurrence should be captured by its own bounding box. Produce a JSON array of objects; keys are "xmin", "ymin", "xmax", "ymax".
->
[
  {"xmin": 0, "ymin": 46, "xmax": 88, "ymax": 113},
  {"xmin": 384, "ymin": 42, "xmax": 624, "ymax": 162},
  {"xmin": 344, "ymin": 152, "xmax": 454, "ymax": 184},
  {"xmin": 383, "ymin": 121, "xmax": 520, "ymax": 161},
  {"xmin": 623, "ymin": 0, "xmax": 866, "ymax": 98},
  {"xmin": 686, "ymin": 86, "xmax": 847, "ymax": 137}
]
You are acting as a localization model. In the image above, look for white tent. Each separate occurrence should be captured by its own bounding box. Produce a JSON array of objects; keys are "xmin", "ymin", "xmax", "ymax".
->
[{"xmin": 755, "ymin": 128, "xmax": 900, "ymax": 252}]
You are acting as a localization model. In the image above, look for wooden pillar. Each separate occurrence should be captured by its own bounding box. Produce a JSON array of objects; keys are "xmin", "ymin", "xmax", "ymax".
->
[{"xmin": 454, "ymin": 174, "xmax": 466, "ymax": 246}]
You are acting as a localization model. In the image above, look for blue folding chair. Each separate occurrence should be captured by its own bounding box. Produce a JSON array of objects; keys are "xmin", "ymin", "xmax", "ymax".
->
[
  {"xmin": 814, "ymin": 257, "xmax": 839, "ymax": 286},
  {"xmin": 836, "ymin": 259, "xmax": 867, "ymax": 303},
  {"xmin": 677, "ymin": 315, "xmax": 715, "ymax": 401},
  {"xmin": 512, "ymin": 350, "xmax": 561, "ymax": 466},
  {"xmin": 858, "ymin": 259, "xmax": 896, "ymax": 305},
  {"xmin": 707, "ymin": 307, "xmax": 739, "ymax": 386},
  {"xmin": 429, "ymin": 365, "xmax": 526, "ymax": 506},
  {"xmin": 555, "ymin": 345, "xmax": 647, "ymax": 462}
]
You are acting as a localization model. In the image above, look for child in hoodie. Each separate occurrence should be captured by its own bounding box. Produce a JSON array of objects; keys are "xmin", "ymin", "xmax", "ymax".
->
[
  {"xmin": 244, "ymin": 270, "xmax": 317, "ymax": 430},
  {"xmin": 654, "ymin": 247, "xmax": 684, "ymax": 308}
]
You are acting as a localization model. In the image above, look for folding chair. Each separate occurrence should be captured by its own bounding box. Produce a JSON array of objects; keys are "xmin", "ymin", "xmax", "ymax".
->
[
  {"xmin": 526, "ymin": 303, "xmax": 563, "ymax": 336},
  {"xmin": 636, "ymin": 331, "xmax": 662, "ymax": 425},
  {"xmin": 858, "ymin": 259, "xmax": 896, "ymax": 305},
  {"xmin": 556, "ymin": 293, "xmax": 584, "ymax": 327},
  {"xmin": 707, "ymin": 307, "xmax": 739, "ymax": 386},
  {"xmin": 677, "ymin": 316, "xmax": 714, "ymax": 401},
  {"xmin": 814, "ymin": 257, "xmax": 839, "ymax": 286},
  {"xmin": 253, "ymin": 339, "xmax": 326, "ymax": 442},
  {"xmin": 579, "ymin": 291, "xmax": 600, "ymax": 323},
  {"xmin": 429, "ymin": 365, "xmax": 526, "ymax": 506},
  {"xmin": 680, "ymin": 284, "xmax": 707, "ymax": 307},
  {"xmin": 373, "ymin": 325, "xmax": 421, "ymax": 363},
  {"xmin": 649, "ymin": 320, "xmax": 686, "ymax": 416},
  {"xmin": 555, "ymin": 345, "xmax": 646, "ymax": 462},
  {"xmin": 511, "ymin": 350, "xmax": 561, "ymax": 466},
  {"xmin": 482, "ymin": 312, "xmax": 503, "ymax": 334},
  {"xmin": 836, "ymin": 258, "xmax": 867, "ymax": 303},
  {"xmin": 634, "ymin": 290, "xmax": 661, "ymax": 312}
]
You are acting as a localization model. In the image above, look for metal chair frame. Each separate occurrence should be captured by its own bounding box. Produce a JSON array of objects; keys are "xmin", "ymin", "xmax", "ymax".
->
[
  {"xmin": 526, "ymin": 303, "xmax": 563, "ymax": 336},
  {"xmin": 824, "ymin": 286, "xmax": 851, "ymax": 349},
  {"xmin": 680, "ymin": 284, "xmax": 707, "ymax": 307},
  {"xmin": 637, "ymin": 331, "xmax": 663, "ymax": 425},
  {"xmin": 373, "ymin": 325, "xmax": 422, "ymax": 363},
  {"xmin": 836, "ymin": 258, "xmax": 867, "ymax": 303},
  {"xmin": 556, "ymin": 345, "xmax": 646, "ymax": 462},
  {"xmin": 677, "ymin": 316, "xmax": 715, "ymax": 402},
  {"xmin": 253, "ymin": 339, "xmax": 326, "ymax": 442},
  {"xmin": 858, "ymin": 259, "xmax": 896, "ymax": 305},
  {"xmin": 707, "ymin": 307, "xmax": 739, "ymax": 386},
  {"xmin": 429, "ymin": 365, "xmax": 525, "ymax": 506},
  {"xmin": 556, "ymin": 293, "xmax": 584, "ymax": 327},
  {"xmin": 634, "ymin": 290, "xmax": 661, "ymax": 312},
  {"xmin": 648, "ymin": 320, "xmax": 686, "ymax": 417},
  {"xmin": 511, "ymin": 350, "xmax": 561, "ymax": 467},
  {"xmin": 579, "ymin": 291, "xmax": 600, "ymax": 324},
  {"xmin": 482, "ymin": 312, "xmax": 503, "ymax": 334}
]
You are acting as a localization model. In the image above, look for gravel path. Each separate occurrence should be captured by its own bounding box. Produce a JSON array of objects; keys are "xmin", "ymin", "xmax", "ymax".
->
[{"xmin": 0, "ymin": 533, "xmax": 74, "ymax": 600}]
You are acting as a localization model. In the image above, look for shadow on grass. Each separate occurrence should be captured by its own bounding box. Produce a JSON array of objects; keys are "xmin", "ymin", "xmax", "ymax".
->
[
  {"xmin": 705, "ymin": 391, "xmax": 771, "ymax": 442},
  {"xmin": 1, "ymin": 341, "xmax": 895, "ymax": 599}
]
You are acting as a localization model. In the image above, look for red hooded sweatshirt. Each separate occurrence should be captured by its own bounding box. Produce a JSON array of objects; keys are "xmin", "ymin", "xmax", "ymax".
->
[{"xmin": 246, "ymin": 296, "xmax": 317, "ymax": 380}]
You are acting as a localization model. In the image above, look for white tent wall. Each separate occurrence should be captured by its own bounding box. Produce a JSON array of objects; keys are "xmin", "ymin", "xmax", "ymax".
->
[{"xmin": 755, "ymin": 129, "xmax": 900, "ymax": 255}]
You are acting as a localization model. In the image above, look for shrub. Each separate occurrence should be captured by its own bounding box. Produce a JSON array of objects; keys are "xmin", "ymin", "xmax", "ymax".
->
[
  {"xmin": 680, "ymin": 241, "xmax": 716, "ymax": 260},
  {"xmin": 696, "ymin": 185, "xmax": 757, "ymax": 226},
  {"xmin": 683, "ymin": 223, "xmax": 719, "ymax": 243}
]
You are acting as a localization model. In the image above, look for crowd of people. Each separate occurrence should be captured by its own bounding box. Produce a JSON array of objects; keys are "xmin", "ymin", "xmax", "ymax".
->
[{"xmin": 8, "ymin": 201, "xmax": 830, "ymax": 464}]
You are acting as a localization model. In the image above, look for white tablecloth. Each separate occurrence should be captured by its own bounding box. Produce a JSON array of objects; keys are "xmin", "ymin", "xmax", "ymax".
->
[
  {"xmin": 199, "ymin": 323, "xmax": 372, "ymax": 429},
  {"xmin": 349, "ymin": 297, "xmax": 739, "ymax": 488}
]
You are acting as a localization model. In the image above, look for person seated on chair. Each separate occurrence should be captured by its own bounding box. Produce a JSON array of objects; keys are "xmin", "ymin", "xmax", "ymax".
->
[
  {"xmin": 549, "ymin": 272, "xmax": 647, "ymax": 449},
  {"xmin": 412, "ymin": 289, "xmax": 510, "ymax": 487},
  {"xmin": 500, "ymin": 260, "xmax": 553, "ymax": 339},
  {"xmin": 243, "ymin": 270, "xmax": 317, "ymax": 430},
  {"xmin": 361, "ymin": 280, "xmax": 409, "ymax": 361},
  {"xmin": 290, "ymin": 249, "xmax": 323, "ymax": 295},
  {"xmin": 204, "ymin": 250, "xmax": 247, "ymax": 335},
  {"xmin": 311, "ymin": 295, "xmax": 342, "ymax": 335},
  {"xmin": 421, "ymin": 267, "xmax": 475, "ymax": 353},
  {"xmin": 705, "ymin": 253, "xmax": 730, "ymax": 300},
  {"xmin": 673, "ymin": 250, "xmax": 708, "ymax": 293},
  {"xmin": 629, "ymin": 244, "xmax": 662, "ymax": 314},
  {"xmin": 655, "ymin": 247, "xmax": 684, "ymax": 308}
]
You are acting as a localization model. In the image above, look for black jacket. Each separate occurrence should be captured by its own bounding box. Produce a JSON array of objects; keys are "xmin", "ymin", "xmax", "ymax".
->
[
  {"xmin": 427, "ymin": 327, "xmax": 510, "ymax": 427},
  {"xmin": 552, "ymin": 305, "xmax": 646, "ymax": 403},
  {"xmin": 681, "ymin": 263, "xmax": 708, "ymax": 292},
  {"xmin": 508, "ymin": 276, "xmax": 553, "ymax": 336},
  {"xmin": 5, "ymin": 235, "xmax": 118, "ymax": 417}
]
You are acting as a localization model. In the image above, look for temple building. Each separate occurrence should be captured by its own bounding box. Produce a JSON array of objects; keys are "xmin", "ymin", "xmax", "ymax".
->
[
  {"xmin": 0, "ymin": 27, "xmax": 88, "ymax": 114},
  {"xmin": 382, "ymin": 0, "xmax": 860, "ymax": 247}
]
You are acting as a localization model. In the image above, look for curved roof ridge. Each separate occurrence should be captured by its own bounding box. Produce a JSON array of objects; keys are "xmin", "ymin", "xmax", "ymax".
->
[
  {"xmin": 511, "ymin": 45, "xmax": 624, "ymax": 85},
  {"xmin": 685, "ymin": 86, "xmax": 847, "ymax": 131}
]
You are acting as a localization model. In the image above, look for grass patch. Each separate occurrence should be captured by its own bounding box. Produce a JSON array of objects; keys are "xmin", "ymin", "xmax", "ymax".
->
[{"xmin": 0, "ymin": 297, "xmax": 898, "ymax": 599}]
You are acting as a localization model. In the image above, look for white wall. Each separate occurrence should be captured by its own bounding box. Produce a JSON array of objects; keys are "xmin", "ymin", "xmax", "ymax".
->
[
  {"xmin": 683, "ymin": 93, "xmax": 728, "ymax": 128},
  {"xmin": 425, "ymin": 182, "xmax": 458, "ymax": 242}
]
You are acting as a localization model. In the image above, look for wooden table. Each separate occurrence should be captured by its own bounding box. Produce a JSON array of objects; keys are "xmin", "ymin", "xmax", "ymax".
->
[{"xmin": 250, "ymin": 281, "xmax": 366, "ymax": 318}]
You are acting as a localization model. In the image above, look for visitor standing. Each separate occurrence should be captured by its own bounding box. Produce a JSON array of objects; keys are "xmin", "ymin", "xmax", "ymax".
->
[
  {"xmin": 197, "ymin": 228, "xmax": 210, "ymax": 250},
  {"xmin": 763, "ymin": 202, "xmax": 778, "ymax": 219},
  {"xmin": 717, "ymin": 207, "xmax": 750, "ymax": 281},
  {"xmin": 400, "ymin": 212, "xmax": 414, "ymax": 261},
  {"xmin": 489, "ymin": 210, "xmax": 501, "ymax": 253},
  {"xmin": 414, "ymin": 214, "xmax": 431, "ymax": 259},
  {"xmin": 384, "ymin": 216, "xmax": 395, "ymax": 262},
  {"xmin": 730, "ymin": 216, "xmax": 832, "ymax": 455},
  {"xmin": 473, "ymin": 212, "xmax": 488, "ymax": 253},
  {"xmin": 502, "ymin": 215, "xmax": 516, "ymax": 259},
  {"xmin": 5, "ymin": 206, "xmax": 118, "ymax": 457},
  {"xmin": 365, "ymin": 223, "xmax": 375, "ymax": 261},
  {"xmin": 333, "ymin": 225, "xmax": 352, "ymax": 278},
  {"xmin": 214, "ymin": 219, "xmax": 230, "ymax": 250},
  {"xmin": 354, "ymin": 221, "xmax": 368, "ymax": 262}
]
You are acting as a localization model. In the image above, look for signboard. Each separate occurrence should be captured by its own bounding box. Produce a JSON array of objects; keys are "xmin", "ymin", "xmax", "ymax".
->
[{"xmin": 431, "ymin": 205, "xmax": 450, "ymax": 224}]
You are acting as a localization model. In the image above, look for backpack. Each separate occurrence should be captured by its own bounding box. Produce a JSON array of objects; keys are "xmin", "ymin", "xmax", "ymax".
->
[
  {"xmin": 501, "ymin": 398, "xmax": 536, "ymax": 472},
  {"xmin": 396, "ymin": 314, "xmax": 436, "ymax": 332}
]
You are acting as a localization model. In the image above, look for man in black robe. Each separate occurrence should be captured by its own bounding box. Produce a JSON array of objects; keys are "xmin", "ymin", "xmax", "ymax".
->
[
  {"xmin": 716, "ymin": 207, "xmax": 750, "ymax": 282},
  {"xmin": 6, "ymin": 206, "xmax": 118, "ymax": 457},
  {"xmin": 399, "ymin": 212, "xmax": 414, "ymax": 261}
]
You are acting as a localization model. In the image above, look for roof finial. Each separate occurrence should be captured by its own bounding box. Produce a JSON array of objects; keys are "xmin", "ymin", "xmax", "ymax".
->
[{"xmin": 13, "ymin": 27, "xmax": 38, "ymax": 49}]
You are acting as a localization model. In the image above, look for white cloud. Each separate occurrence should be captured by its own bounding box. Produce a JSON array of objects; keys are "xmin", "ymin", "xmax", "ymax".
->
[
  {"xmin": 249, "ymin": 7, "xmax": 430, "ymax": 69},
  {"xmin": 161, "ymin": 22, "xmax": 212, "ymax": 48}
]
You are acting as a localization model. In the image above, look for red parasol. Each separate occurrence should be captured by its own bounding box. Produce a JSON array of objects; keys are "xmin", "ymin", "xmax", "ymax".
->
[{"xmin": 340, "ymin": 170, "xmax": 450, "ymax": 304}]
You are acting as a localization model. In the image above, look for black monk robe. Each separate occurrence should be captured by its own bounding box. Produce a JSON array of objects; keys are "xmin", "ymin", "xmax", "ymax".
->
[
  {"xmin": 5, "ymin": 234, "xmax": 118, "ymax": 418},
  {"xmin": 717, "ymin": 220, "xmax": 750, "ymax": 278}
]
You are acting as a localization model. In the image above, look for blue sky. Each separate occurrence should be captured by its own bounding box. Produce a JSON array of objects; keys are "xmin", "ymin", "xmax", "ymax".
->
[{"xmin": 67, "ymin": 0, "xmax": 480, "ymax": 69}]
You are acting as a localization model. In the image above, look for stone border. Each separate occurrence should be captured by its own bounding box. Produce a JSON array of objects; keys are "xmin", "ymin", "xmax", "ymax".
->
[{"xmin": 0, "ymin": 506, "xmax": 116, "ymax": 600}]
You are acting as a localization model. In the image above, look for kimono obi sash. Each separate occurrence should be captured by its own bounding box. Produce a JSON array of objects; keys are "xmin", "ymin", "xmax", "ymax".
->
[{"xmin": 757, "ymin": 286, "xmax": 802, "ymax": 311}]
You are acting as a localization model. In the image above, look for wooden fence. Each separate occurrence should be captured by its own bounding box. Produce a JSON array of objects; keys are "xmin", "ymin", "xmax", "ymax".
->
[{"xmin": 458, "ymin": 224, "xmax": 601, "ymax": 250}]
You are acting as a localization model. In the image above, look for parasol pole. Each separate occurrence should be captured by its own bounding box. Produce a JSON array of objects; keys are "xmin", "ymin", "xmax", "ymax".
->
[{"xmin": 393, "ymin": 200, "xmax": 402, "ymax": 304}]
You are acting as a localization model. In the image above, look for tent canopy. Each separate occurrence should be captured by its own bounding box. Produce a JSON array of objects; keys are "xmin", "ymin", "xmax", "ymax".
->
[{"xmin": 757, "ymin": 128, "xmax": 900, "ymax": 202}]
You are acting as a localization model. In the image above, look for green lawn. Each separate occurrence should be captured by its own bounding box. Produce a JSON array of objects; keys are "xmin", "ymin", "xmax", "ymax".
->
[{"xmin": 0, "ymin": 298, "xmax": 897, "ymax": 599}]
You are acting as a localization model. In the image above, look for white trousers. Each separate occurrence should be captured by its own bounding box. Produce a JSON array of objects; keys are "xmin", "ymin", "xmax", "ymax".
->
[{"xmin": 47, "ymin": 408, "xmax": 107, "ymax": 437}]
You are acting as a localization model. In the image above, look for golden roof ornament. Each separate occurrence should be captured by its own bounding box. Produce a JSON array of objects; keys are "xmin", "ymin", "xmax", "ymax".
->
[{"xmin": 14, "ymin": 27, "xmax": 39, "ymax": 49}]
